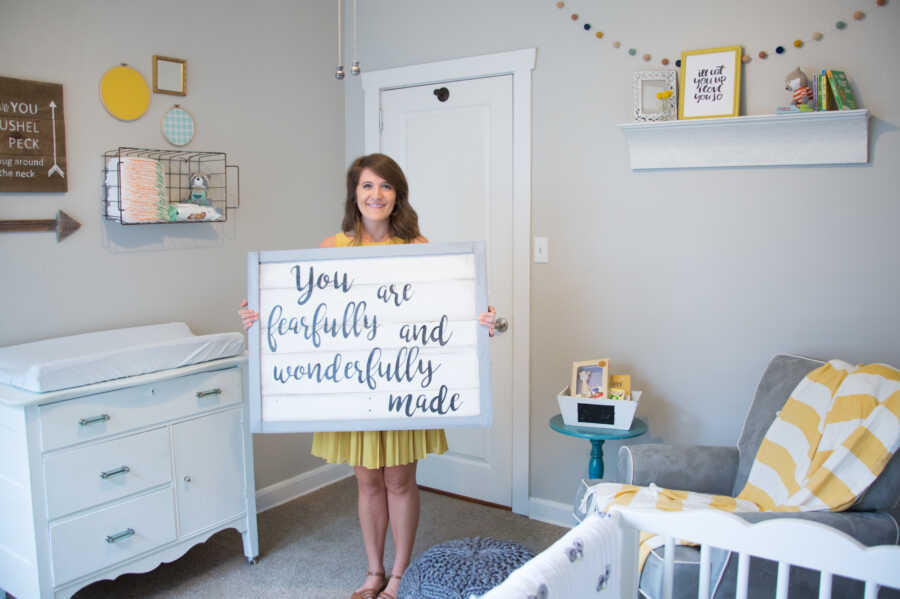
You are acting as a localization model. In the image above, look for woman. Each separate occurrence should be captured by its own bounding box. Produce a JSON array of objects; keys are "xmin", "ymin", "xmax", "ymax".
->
[{"xmin": 240, "ymin": 153, "xmax": 496, "ymax": 599}]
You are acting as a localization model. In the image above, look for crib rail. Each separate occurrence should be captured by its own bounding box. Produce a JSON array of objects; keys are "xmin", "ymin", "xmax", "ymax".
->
[{"xmin": 610, "ymin": 507, "xmax": 900, "ymax": 599}]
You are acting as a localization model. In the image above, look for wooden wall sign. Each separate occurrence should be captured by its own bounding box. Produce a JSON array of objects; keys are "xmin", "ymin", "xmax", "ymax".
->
[
  {"xmin": 0, "ymin": 76, "xmax": 67, "ymax": 192},
  {"xmin": 247, "ymin": 242, "xmax": 493, "ymax": 433}
]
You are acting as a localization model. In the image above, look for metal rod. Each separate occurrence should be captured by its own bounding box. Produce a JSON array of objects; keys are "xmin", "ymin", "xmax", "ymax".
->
[
  {"xmin": 100, "ymin": 465, "xmax": 131, "ymax": 479},
  {"xmin": 351, "ymin": 0, "xmax": 360, "ymax": 75},
  {"xmin": 105, "ymin": 528, "xmax": 135, "ymax": 543},
  {"xmin": 335, "ymin": 0, "xmax": 344, "ymax": 79}
]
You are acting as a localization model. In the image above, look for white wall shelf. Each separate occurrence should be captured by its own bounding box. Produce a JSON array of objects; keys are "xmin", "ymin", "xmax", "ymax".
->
[{"xmin": 619, "ymin": 109, "xmax": 869, "ymax": 170}]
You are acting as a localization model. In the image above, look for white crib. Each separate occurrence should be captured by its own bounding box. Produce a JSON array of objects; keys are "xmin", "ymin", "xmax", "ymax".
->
[
  {"xmin": 611, "ymin": 507, "xmax": 900, "ymax": 599},
  {"xmin": 479, "ymin": 509, "xmax": 900, "ymax": 599}
]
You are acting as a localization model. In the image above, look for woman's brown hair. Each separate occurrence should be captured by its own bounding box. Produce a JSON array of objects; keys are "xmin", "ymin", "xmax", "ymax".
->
[{"xmin": 342, "ymin": 153, "xmax": 422, "ymax": 244}]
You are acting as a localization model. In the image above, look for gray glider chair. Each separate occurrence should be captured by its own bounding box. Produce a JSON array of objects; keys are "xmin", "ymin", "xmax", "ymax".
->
[{"xmin": 577, "ymin": 354, "xmax": 900, "ymax": 599}]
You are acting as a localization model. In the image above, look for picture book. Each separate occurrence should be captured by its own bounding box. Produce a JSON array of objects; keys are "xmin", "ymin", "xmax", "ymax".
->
[
  {"xmin": 820, "ymin": 69, "xmax": 836, "ymax": 111},
  {"xmin": 776, "ymin": 105, "xmax": 813, "ymax": 114},
  {"xmin": 812, "ymin": 72, "xmax": 819, "ymax": 109},
  {"xmin": 826, "ymin": 70, "xmax": 858, "ymax": 110},
  {"xmin": 609, "ymin": 374, "xmax": 631, "ymax": 396},
  {"xmin": 608, "ymin": 388, "xmax": 628, "ymax": 401}
]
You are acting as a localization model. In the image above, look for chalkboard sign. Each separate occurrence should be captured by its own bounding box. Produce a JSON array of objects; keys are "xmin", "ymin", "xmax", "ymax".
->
[
  {"xmin": 247, "ymin": 242, "xmax": 492, "ymax": 433},
  {"xmin": 0, "ymin": 76, "xmax": 67, "ymax": 192}
]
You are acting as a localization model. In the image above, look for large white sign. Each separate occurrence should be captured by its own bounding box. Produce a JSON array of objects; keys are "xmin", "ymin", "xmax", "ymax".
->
[{"xmin": 247, "ymin": 242, "xmax": 492, "ymax": 433}]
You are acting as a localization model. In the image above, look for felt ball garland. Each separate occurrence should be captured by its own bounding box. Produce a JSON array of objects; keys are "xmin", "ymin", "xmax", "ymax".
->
[{"xmin": 554, "ymin": 0, "xmax": 890, "ymax": 66}]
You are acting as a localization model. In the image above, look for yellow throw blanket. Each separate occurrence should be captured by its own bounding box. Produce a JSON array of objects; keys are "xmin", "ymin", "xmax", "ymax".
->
[{"xmin": 581, "ymin": 360, "xmax": 900, "ymax": 566}]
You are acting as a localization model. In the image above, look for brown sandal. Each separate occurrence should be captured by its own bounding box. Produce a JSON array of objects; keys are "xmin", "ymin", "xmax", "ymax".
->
[
  {"xmin": 376, "ymin": 574, "xmax": 403, "ymax": 599},
  {"xmin": 350, "ymin": 571, "xmax": 386, "ymax": 599}
]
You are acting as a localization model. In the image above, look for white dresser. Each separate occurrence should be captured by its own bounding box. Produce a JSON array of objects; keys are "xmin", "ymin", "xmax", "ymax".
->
[{"xmin": 0, "ymin": 355, "xmax": 258, "ymax": 599}]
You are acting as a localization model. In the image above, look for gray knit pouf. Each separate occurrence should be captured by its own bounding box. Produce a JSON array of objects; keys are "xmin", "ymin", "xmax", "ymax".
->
[{"xmin": 397, "ymin": 537, "xmax": 534, "ymax": 599}]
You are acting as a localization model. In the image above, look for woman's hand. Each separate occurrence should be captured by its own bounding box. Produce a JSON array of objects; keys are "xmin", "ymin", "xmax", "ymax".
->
[
  {"xmin": 239, "ymin": 299, "xmax": 259, "ymax": 330},
  {"xmin": 478, "ymin": 305, "xmax": 497, "ymax": 338}
]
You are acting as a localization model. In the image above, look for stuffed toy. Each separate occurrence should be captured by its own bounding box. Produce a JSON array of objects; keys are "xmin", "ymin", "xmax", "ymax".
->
[
  {"xmin": 785, "ymin": 67, "xmax": 815, "ymax": 111},
  {"xmin": 189, "ymin": 173, "xmax": 211, "ymax": 206}
]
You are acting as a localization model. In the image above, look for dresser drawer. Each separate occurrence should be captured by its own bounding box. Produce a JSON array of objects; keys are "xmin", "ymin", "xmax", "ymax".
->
[
  {"xmin": 50, "ymin": 486, "xmax": 176, "ymax": 585},
  {"xmin": 44, "ymin": 427, "xmax": 171, "ymax": 519},
  {"xmin": 40, "ymin": 367, "xmax": 241, "ymax": 451}
]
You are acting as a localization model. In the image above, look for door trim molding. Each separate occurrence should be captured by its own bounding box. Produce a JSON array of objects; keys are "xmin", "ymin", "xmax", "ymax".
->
[{"xmin": 362, "ymin": 48, "xmax": 535, "ymax": 516}]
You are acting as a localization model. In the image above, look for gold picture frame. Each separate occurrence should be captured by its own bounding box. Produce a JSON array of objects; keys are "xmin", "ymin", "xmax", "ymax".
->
[
  {"xmin": 570, "ymin": 359, "xmax": 610, "ymax": 399},
  {"xmin": 678, "ymin": 45, "xmax": 742, "ymax": 120},
  {"xmin": 153, "ymin": 55, "xmax": 186, "ymax": 96}
]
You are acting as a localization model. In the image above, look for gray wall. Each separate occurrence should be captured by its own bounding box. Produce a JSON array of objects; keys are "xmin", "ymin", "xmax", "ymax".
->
[
  {"xmin": 344, "ymin": 0, "xmax": 900, "ymax": 504},
  {"xmin": 0, "ymin": 0, "xmax": 345, "ymax": 489},
  {"xmin": 3, "ymin": 0, "xmax": 899, "ymax": 509}
]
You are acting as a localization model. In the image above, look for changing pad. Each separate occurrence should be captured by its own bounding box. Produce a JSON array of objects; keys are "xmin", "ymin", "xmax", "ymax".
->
[{"xmin": 0, "ymin": 322, "xmax": 244, "ymax": 393}]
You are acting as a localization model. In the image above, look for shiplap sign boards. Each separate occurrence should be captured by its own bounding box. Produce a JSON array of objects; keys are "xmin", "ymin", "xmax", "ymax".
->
[{"xmin": 247, "ymin": 242, "xmax": 492, "ymax": 433}]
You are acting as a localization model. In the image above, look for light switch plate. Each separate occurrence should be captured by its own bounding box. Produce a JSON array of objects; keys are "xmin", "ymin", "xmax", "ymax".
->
[{"xmin": 534, "ymin": 236, "xmax": 548, "ymax": 263}]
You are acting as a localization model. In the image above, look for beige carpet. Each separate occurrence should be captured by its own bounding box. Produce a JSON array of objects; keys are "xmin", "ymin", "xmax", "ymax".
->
[{"xmin": 72, "ymin": 477, "xmax": 567, "ymax": 598}]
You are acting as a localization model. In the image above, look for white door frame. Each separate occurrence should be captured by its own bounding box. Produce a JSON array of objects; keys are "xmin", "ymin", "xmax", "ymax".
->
[{"xmin": 362, "ymin": 48, "xmax": 535, "ymax": 516}]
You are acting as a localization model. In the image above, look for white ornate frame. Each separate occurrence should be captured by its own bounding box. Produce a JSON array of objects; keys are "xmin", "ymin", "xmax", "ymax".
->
[{"xmin": 633, "ymin": 70, "xmax": 678, "ymax": 122}]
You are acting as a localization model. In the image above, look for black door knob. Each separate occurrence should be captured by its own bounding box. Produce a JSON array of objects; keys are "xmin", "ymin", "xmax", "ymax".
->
[{"xmin": 433, "ymin": 87, "xmax": 450, "ymax": 102}]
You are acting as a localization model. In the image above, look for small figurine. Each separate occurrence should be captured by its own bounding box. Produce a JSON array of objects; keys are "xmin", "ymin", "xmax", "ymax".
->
[
  {"xmin": 785, "ymin": 67, "xmax": 815, "ymax": 111},
  {"xmin": 189, "ymin": 174, "xmax": 211, "ymax": 206}
]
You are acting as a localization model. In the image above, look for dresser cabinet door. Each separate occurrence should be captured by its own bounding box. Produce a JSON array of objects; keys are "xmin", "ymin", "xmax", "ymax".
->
[{"xmin": 173, "ymin": 407, "xmax": 246, "ymax": 537}]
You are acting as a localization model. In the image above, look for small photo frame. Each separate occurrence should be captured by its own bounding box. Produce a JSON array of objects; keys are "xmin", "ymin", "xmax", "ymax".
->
[
  {"xmin": 678, "ymin": 45, "xmax": 742, "ymax": 120},
  {"xmin": 633, "ymin": 70, "xmax": 677, "ymax": 121},
  {"xmin": 571, "ymin": 359, "xmax": 610, "ymax": 399},
  {"xmin": 153, "ymin": 55, "xmax": 186, "ymax": 96}
]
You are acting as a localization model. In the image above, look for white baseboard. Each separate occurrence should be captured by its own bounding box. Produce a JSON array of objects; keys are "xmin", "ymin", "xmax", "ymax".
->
[
  {"xmin": 255, "ymin": 463, "xmax": 353, "ymax": 513},
  {"xmin": 528, "ymin": 497, "xmax": 576, "ymax": 529}
]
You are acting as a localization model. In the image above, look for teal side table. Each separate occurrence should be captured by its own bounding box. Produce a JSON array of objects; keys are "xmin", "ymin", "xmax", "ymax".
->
[{"xmin": 549, "ymin": 414, "xmax": 648, "ymax": 479}]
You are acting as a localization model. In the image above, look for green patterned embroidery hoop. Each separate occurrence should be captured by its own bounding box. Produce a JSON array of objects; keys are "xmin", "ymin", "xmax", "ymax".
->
[{"xmin": 161, "ymin": 105, "xmax": 195, "ymax": 146}]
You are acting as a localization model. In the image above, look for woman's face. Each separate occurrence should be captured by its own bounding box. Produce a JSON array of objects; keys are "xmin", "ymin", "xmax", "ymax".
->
[{"xmin": 355, "ymin": 167, "xmax": 396, "ymax": 224}]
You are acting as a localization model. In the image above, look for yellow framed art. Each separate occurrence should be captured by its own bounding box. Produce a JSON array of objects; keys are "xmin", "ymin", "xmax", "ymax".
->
[
  {"xmin": 678, "ymin": 45, "xmax": 742, "ymax": 120},
  {"xmin": 570, "ymin": 359, "xmax": 610, "ymax": 399},
  {"xmin": 100, "ymin": 64, "xmax": 150, "ymax": 121}
]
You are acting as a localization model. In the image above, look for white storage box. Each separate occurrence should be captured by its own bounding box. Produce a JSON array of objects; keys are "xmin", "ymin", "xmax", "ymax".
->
[{"xmin": 557, "ymin": 387, "xmax": 641, "ymax": 430}]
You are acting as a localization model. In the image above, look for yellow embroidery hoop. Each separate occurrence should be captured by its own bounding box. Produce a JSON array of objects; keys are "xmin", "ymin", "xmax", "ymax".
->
[{"xmin": 100, "ymin": 64, "xmax": 150, "ymax": 121}]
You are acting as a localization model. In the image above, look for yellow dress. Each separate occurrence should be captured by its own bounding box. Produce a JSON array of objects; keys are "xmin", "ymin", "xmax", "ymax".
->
[{"xmin": 309, "ymin": 231, "xmax": 449, "ymax": 469}]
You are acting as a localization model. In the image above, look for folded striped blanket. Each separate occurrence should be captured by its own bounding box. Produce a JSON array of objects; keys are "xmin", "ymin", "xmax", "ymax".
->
[{"xmin": 581, "ymin": 360, "xmax": 900, "ymax": 564}]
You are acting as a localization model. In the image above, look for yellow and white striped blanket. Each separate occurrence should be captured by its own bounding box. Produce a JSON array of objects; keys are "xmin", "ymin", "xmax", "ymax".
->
[{"xmin": 580, "ymin": 360, "xmax": 900, "ymax": 563}]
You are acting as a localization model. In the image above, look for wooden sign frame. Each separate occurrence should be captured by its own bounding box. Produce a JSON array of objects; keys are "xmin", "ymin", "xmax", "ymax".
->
[
  {"xmin": 0, "ymin": 76, "xmax": 68, "ymax": 192},
  {"xmin": 247, "ymin": 241, "xmax": 492, "ymax": 433}
]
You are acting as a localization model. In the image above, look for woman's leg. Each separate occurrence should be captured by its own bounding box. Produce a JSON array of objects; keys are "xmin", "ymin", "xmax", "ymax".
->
[
  {"xmin": 354, "ymin": 465, "xmax": 388, "ymax": 593},
  {"xmin": 382, "ymin": 461, "xmax": 419, "ymax": 596}
]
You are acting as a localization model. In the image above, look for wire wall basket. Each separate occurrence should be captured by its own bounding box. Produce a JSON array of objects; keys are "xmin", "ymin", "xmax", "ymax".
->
[{"xmin": 103, "ymin": 147, "xmax": 239, "ymax": 225}]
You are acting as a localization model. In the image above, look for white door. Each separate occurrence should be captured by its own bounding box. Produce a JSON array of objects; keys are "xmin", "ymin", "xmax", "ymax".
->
[{"xmin": 380, "ymin": 75, "xmax": 514, "ymax": 506}]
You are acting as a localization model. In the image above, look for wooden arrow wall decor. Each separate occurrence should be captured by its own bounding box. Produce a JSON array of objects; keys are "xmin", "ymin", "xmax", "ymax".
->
[{"xmin": 0, "ymin": 210, "xmax": 81, "ymax": 242}]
